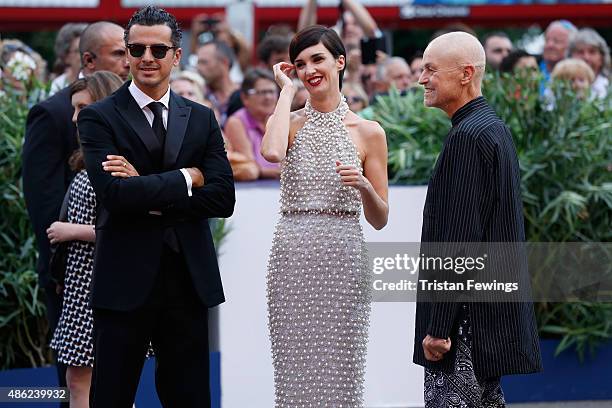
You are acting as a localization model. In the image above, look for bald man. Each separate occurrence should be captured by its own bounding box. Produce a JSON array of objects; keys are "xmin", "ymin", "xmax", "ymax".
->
[
  {"xmin": 22, "ymin": 22, "xmax": 128, "ymax": 403},
  {"xmin": 79, "ymin": 21, "xmax": 130, "ymax": 80},
  {"xmin": 414, "ymin": 32, "xmax": 542, "ymax": 406}
]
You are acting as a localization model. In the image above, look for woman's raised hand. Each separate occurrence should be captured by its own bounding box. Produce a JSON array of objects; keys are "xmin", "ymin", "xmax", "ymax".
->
[{"xmin": 273, "ymin": 62, "xmax": 296, "ymax": 91}]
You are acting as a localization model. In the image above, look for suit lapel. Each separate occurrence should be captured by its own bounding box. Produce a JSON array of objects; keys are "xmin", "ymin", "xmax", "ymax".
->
[
  {"xmin": 114, "ymin": 82, "xmax": 162, "ymax": 161},
  {"xmin": 164, "ymin": 92, "xmax": 191, "ymax": 169}
]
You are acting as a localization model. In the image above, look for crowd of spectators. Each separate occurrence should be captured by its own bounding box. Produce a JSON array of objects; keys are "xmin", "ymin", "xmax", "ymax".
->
[{"xmin": 1, "ymin": 6, "xmax": 610, "ymax": 183}]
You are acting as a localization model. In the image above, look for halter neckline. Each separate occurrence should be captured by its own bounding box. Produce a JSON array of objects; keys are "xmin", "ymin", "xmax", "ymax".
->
[{"xmin": 304, "ymin": 95, "xmax": 349, "ymax": 121}]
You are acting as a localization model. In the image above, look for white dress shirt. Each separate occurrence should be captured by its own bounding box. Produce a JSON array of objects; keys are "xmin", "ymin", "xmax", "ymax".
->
[
  {"xmin": 128, "ymin": 81, "xmax": 193, "ymax": 196},
  {"xmin": 49, "ymin": 73, "xmax": 69, "ymax": 96}
]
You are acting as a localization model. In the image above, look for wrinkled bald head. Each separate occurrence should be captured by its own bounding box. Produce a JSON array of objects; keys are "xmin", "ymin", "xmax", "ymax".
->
[
  {"xmin": 419, "ymin": 32, "xmax": 486, "ymax": 116},
  {"xmin": 427, "ymin": 31, "xmax": 486, "ymax": 81}
]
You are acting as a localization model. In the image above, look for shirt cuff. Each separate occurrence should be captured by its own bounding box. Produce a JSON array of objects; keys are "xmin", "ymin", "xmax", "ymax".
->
[{"xmin": 179, "ymin": 168, "xmax": 193, "ymax": 197}]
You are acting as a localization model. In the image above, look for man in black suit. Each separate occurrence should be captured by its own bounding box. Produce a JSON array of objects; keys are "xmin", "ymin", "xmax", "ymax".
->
[
  {"xmin": 78, "ymin": 6, "xmax": 234, "ymax": 407},
  {"xmin": 413, "ymin": 32, "xmax": 542, "ymax": 406},
  {"xmin": 22, "ymin": 21, "xmax": 128, "ymax": 399}
]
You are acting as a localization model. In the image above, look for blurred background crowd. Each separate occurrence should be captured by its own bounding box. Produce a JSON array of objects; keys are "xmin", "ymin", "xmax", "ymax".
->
[{"xmin": 1, "ymin": 0, "xmax": 610, "ymax": 183}]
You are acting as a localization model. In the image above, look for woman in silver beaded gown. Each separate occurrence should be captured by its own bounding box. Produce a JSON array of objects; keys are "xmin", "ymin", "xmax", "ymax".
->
[{"xmin": 262, "ymin": 26, "xmax": 389, "ymax": 407}]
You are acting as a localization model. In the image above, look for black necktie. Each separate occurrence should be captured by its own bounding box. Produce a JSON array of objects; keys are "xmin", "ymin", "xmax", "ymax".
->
[
  {"xmin": 147, "ymin": 102, "xmax": 179, "ymax": 252},
  {"xmin": 147, "ymin": 102, "xmax": 166, "ymax": 147}
]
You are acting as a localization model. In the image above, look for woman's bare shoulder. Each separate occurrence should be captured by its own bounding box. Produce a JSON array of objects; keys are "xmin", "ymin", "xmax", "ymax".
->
[{"xmin": 347, "ymin": 112, "xmax": 386, "ymax": 141}]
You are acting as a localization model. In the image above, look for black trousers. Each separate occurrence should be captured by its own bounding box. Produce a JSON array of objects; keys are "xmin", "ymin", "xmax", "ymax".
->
[{"xmin": 90, "ymin": 246, "xmax": 210, "ymax": 408}]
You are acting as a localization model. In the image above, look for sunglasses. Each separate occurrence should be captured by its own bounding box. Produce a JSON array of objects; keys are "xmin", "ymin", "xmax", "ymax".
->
[{"xmin": 127, "ymin": 43, "xmax": 176, "ymax": 59}]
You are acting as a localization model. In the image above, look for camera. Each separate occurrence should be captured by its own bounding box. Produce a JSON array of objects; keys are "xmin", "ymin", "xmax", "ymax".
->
[
  {"xmin": 361, "ymin": 34, "xmax": 388, "ymax": 65},
  {"xmin": 197, "ymin": 17, "xmax": 220, "ymax": 44}
]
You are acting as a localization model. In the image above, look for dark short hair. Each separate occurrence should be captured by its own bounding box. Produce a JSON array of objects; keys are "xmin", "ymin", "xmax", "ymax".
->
[
  {"xmin": 241, "ymin": 68, "xmax": 276, "ymax": 94},
  {"xmin": 125, "ymin": 5, "xmax": 182, "ymax": 48},
  {"xmin": 289, "ymin": 25, "xmax": 346, "ymax": 90},
  {"xmin": 482, "ymin": 31, "xmax": 511, "ymax": 47},
  {"xmin": 200, "ymin": 40, "xmax": 235, "ymax": 70},
  {"xmin": 408, "ymin": 50, "xmax": 424, "ymax": 65},
  {"xmin": 499, "ymin": 49, "xmax": 534, "ymax": 73},
  {"xmin": 257, "ymin": 35, "xmax": 291, "ymax": 64}
]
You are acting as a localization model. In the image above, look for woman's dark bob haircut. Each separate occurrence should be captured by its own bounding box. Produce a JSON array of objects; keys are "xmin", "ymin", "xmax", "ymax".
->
[{"xmin": 289, "ymin": 25, "xmax": 346, "ymax": 90}]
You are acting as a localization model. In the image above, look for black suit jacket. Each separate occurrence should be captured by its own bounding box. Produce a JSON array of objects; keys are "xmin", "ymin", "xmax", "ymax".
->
[
  {"xmin": 22, "ymin": 86, "xmax": 78, "ymax": 288},
  {"xmin": 413, "ymin": 97, "xmax": 542, "ymax": 378},
  {"xmin": 78, "ymin": 82, "xmax": 235, "ymax": 311}
]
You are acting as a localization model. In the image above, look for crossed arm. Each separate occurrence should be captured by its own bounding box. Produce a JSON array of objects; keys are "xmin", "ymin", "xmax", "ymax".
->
[{"xmin": 78, "ymin": 107, "xmax": 235, "ymax": 219}]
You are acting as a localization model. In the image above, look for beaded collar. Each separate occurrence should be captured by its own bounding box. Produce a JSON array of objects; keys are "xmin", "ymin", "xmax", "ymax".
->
[{"xmin": 304, "ymin": 95, "xmax": 349, "ymax": 123}]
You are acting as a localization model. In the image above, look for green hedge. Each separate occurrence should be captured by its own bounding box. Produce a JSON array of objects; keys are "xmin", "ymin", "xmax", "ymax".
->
[
  {"xmin": 370, "ymin": 74, "xmax": 612, "ymax": 360},
  {"xmin": 0, "ymin": 89, "xmax": 49, "ymax": 369},
  {"xmin": 1, "ymin": 73, "xmax": 610, "ymax": 369}
]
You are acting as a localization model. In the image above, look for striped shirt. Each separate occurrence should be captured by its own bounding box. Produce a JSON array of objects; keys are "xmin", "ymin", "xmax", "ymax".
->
[{"xmin": 413, "ymin": 96, "xmax": 543, "ymax": 378}]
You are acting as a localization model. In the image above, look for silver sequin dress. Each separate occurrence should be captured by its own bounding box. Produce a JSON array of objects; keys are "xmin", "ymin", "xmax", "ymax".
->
[{"xmin": 267, "ymin": 97, "xmax": 371, "ymax": 407}]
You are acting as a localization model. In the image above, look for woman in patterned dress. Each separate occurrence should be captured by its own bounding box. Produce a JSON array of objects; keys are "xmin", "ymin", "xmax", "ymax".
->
[
  {"xmin": 47, "ymin": 71, "xmax": 123, "ymax": 408},
  {"xmin": 261, "ymin": 26, "xmax": 389, "ymax": 407}
]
